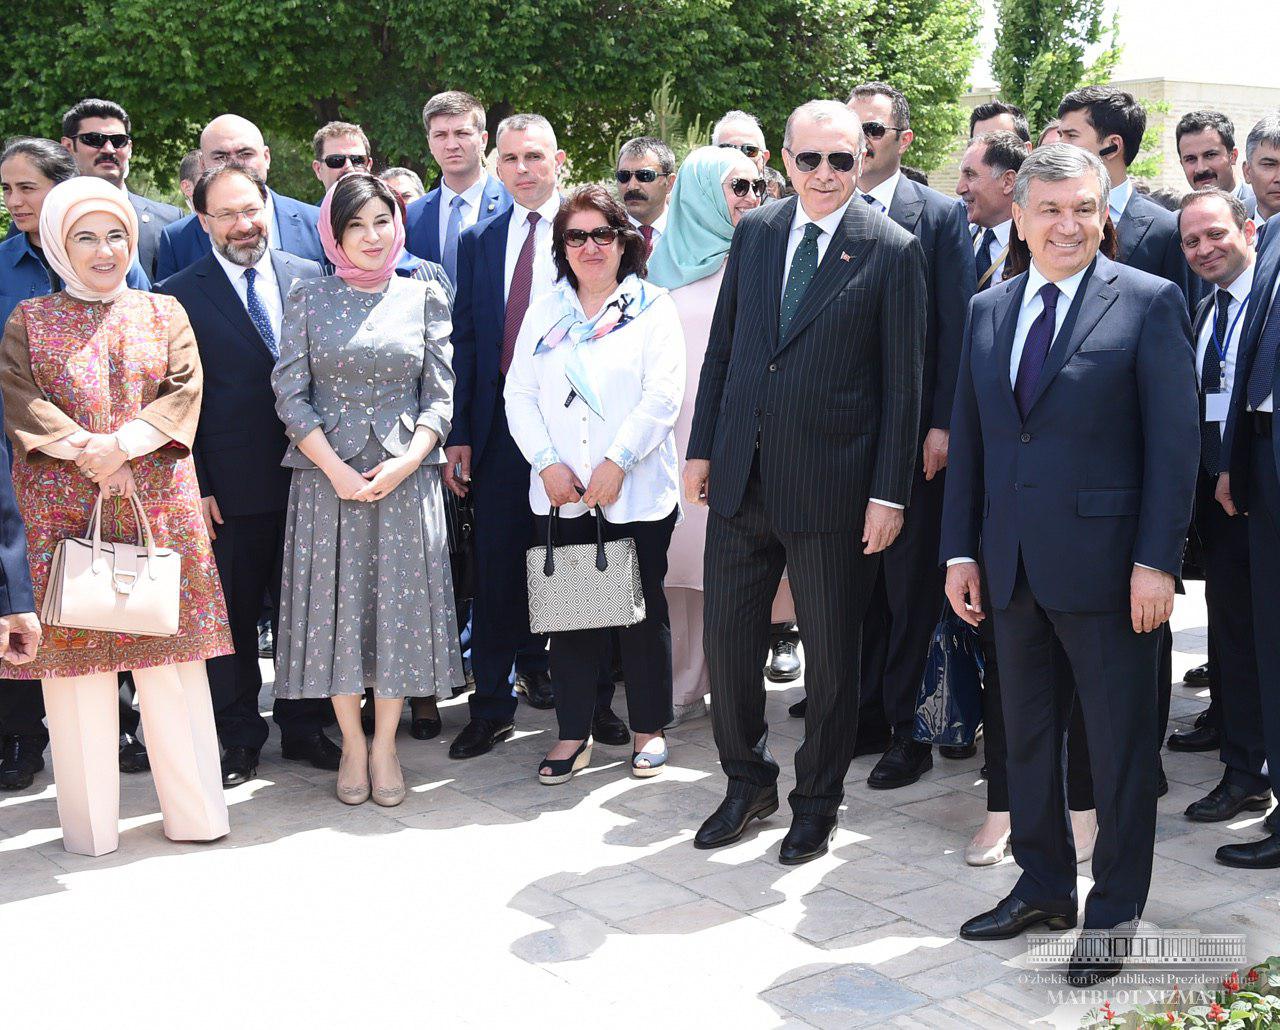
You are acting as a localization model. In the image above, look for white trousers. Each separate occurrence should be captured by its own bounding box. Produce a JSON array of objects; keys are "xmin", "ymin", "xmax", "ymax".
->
[{"xmin": 43, "ymin": 660, "xmax": 229, "ymax": 857}]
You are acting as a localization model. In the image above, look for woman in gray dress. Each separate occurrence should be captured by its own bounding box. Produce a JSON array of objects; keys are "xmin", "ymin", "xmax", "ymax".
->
[{"xmin": 271, "ymin": 173, "xmax": 462, "ymax": 807}]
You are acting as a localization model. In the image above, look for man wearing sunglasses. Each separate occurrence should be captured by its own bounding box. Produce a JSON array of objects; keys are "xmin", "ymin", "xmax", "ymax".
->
[
  {"xmin": 711, "ymin": 110, "xmax": 771, "ymax": 174},
  {"xmin": 311, "ymin": 121, "xmax": 372, "ymax": 191},
  {"xmin": 615, "ymin": 136, "xmax": 675, "ymax": 255},
  {"xmin": 155, "ymin": 114, "xmax": 324, "ymax": 281},
  {"xmin": 686, "ymin": 99, "xmax": 926, "ymax": 865},
  {"xmin": 59, "ymin": 97, "xmax": 182, "ymax": 280},
  {"xmin": 842, "ymin": 81, "xmax": 977, "ymax": 790}
]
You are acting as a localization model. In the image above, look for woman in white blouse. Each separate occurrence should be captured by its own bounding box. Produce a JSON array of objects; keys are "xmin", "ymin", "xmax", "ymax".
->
[{"xmin": 505, "ymin": 184, "xmax": 685, "ymax": 784}]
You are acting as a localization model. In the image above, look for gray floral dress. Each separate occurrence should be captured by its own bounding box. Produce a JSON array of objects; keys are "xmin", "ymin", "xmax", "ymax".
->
[{"xmin": 270, "ymin": 274, "xmax": 462, "ymax": 699}]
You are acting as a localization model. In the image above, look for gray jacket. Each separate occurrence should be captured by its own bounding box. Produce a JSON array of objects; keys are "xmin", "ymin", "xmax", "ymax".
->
[{"xmin": 272, "ymin": 274, "xmax": 453, "ymax": 469}]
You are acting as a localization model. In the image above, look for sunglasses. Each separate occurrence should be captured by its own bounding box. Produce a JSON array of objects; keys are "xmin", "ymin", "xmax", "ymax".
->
[
  {"xmin": 563, "ymin": 225, "xmax": 620, "ymax": 248},
  {"xmin": 861, "ymin": 121, "xmax": 906, "ymax": 140},
  {"xmin": 322, "ymin": 153, "xmax": 370, "ymax": 169},
  {"xmin": 728, "ymin": 177, "xmax": 767, "ymax": 198},
  {"xmin": 616, "ymin": 168, "xmax": 660, "ymax": 184},
  {"xmin": 74, "ymin": 131, "xmax": 131, "ymax": 149},
  {"xmin": 790, "ymin": 150, "xmax": 858, "ymax": 173},
  {"xmin": 718, "ymin": 142, "xmax": 762, "ymax": 159}
]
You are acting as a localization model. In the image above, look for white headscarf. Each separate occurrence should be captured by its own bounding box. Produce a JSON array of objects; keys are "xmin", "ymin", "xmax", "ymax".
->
[{"xmin": 37, "ymin": 176, "xmax": 139, "ymax": 303}]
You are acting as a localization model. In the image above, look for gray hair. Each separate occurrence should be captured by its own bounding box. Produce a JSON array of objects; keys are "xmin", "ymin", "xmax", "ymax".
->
[
  {"xmin": 379, "ymin": 166, "xmax": 425, "ymax": 195},
  {"xmin": 617, "ymin": 136, "xmax": 675, "ymax": 175},
  {"xmin": 711, "ymin": 110, "xmax": 765, "ymax": 147},
  {"xmin": 1178, "ymin": 186, "xmax": 1249, "ymax": 231},
  {"xmin": 783, "ymin": 100, "xmax": 865, "ymax": 154},
  {"xmin": 495, "ymin": 113, "xmax": 556, "ymax": 148},
  {"xmin": 1246, "ymin": 114, "xmax": 1280, "ymax": 162},
  {"xmin": 1012, "ymin": 142, "xmax": 1110, "ymax": 210}
]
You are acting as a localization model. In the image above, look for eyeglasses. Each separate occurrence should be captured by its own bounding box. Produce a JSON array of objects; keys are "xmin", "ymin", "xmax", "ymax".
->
[
  {"xmin": 208, "ymin": 206, "xmax": 265, "ymax": 226},
  {"xmin": 322, "ymin": 154, "xmax": 370, "ymax": 169},
  {"xmin": 73, "ymin": 131, "xmax": 131, "ymax": 150},
  {"xmin": 563, "ymin": 226, "xmax": 620, "ymax": 247},
  {"xmin": 68, "ymin": 230, "xmax": 131, "ymax": 250},
  {"xmin": 615, "ymin": 169, "xmax": 660, "ymax": 184},
  {"xmin": 718, "ymin": 142, "xmax": 762, "ymax": 159},
  {"xmin": 861, "ymin": 121, "xmax": 906, "ymax": 141},
  {"xmin": 728, "ymin": 177, "xmax": 767, "ymax": 198},
  {"xmin": 789, "ymin": 150, "xmax": 858, "ymax": 173}
]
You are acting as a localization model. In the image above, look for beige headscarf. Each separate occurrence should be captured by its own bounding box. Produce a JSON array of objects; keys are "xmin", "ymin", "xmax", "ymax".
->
[{"xmin": 37, "ymin": 176, "xmax": 140, "ymax": 303}]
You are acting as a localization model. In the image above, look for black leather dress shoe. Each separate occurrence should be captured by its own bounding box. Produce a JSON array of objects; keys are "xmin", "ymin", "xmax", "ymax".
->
[
  {"xmin": 220, "ymin": 746, "xmax": 259, "ymax": 787},
  {"xmin": 515, "ymin": 671, "xmax": 554, "ymax": 710},
  {"xmin": 693, "ymin": 787, "xmax": 779, "ymax": 849},
  {"xmin": 765, "ymin": 639, "xmax": 802, "ymax": 683},
  {"xmin": 0, "ymin": 734, "xmax": 46, "ymax": 791},
  {"xmin": 1066, "ymin": 933, "xmax": 1125, "ymax": 987},
  {"xmin": 119, "ymin": 733, "xmax": 150, "ymax": 774},
  {"xmin": 959, "ymin": 895, "xmax": 1076, "ymax": 941},
  {"xmin": 280, "ymin": 730, "xmax": 342, "ymax": 770},
  {"xmin": 788, "ymin": 697, "xmax": 807, "ymax": 719},
  {"xmin": 257, "ymin": 622, "xmax": 275, "ymax": 658},
  {"xmin": 408, "ymin": 699, "xmax": 442, "ymax": 741},
  {"xmin": 1217, "ymin": 832, "xmax": 1280, "ymax": 869},
  {"xmin": 779, "ymin": 813, "xmax": 838, "ymax": 865},
  {"xmin": 868, "ymin": 735, "xmax": 933, "ymax": 789},
  {"xmin": 449, "ymin": 717, "xmax": 515, "ymax": 760},
  {"xmin": 591, "ymin": 706, "xmax": 628, "ymax": 746},
  {"xmin": 1186, "ymin": 780, "xmax": 1272, "ymax": 822},
  {"xmin": 1167, "ymin": 722, "xmax": 1220, "ymax": 752},
  {"xmin": 1183, "ymin": 662, "xmax": 1210, "ymax": 687},
  {"xmin": 939, "ymin": 742, "xmax": 978, "ymax": 760}
]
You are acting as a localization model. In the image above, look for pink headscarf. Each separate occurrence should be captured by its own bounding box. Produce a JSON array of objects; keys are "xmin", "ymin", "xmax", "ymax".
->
[
  {"xmin": 318, "ymin": 175, "xmax": 406, "ymax": 288},
  {"xmin": 38, "ymin": 176, "xmax": 140, "ymax": 303}
]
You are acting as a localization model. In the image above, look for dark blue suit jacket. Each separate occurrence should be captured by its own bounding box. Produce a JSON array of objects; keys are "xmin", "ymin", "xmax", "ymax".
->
[
  {"xmin": 155, "ymin": 250, "xmax": 324, "ymax": 517},
  {"xmin": 1221, "ymin": 229, "xmax": 1280, "ymax": 507},
  {"xmin": 127, "ymin": 190, "xmax": 183, "ymax": 280},
  {"xmin": 154, "ymin": 189, "xmax": 323, "ymax": 281},
  {"xmin": 404, "ymin": 175, "xmax": 511, "ymax": 266},
  {"xmin": 1116, "ymin": 190, "xmax": 1199, "ymax": 312},
  {"xmin": 885, "ymin": 175, "xmax": 976, "ymax": 431},
  {"xmin": 448, "ymin": 207, "xmax": 518, "ymax": 467},
  {"xmin": 941, "ymin": 254, "xmax": 1199, "ymax": 613}
]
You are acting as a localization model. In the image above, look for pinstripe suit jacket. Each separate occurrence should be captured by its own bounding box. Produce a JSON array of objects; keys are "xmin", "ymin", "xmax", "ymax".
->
[{"xmin": 687, "ymin": 196, "xmax": 927, "ymax": 533}]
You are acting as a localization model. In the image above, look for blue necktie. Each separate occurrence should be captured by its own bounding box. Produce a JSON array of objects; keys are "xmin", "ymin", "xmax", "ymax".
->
[
  {"xmin": 443, "ymin": 194, "xmax": 465, "ymax": 283},
  {"xmin": 861, "ymin": 193, "xmax": 883, "ymax": 213},
  {"xmin": 244, "ymin": 267, "xmax": 278, "ymax": 358},
  {"xmin": 1247, "ymin": 281, "xmax": 1280, "ymax": 409},
  {"xmin": 975, "ymin": 228, "xmax": 998, "ymax": 290},
  {"xmin": 1257, "ymin": 220, "xmax": 1269, "ymax": 252},
  {"xmin": 1014, "ymin": 283, "xmax": 1060, "ymax": 419}
]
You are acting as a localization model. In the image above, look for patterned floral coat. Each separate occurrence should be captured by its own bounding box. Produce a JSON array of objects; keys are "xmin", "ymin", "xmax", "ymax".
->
[{"xmin": 0, "ymin": 290, "xmax": 231, "ymax": 679}]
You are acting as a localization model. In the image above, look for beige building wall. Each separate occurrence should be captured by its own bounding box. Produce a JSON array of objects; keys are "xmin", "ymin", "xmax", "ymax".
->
[{"xmin": 927, "ymin": 79, "xmax": 1280, "ymax": 198}]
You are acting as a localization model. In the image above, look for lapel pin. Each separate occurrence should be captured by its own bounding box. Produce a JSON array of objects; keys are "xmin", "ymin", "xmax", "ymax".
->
[{"xmin": 840, "ymin": 251, "xmax": 852, "ymax": 261}]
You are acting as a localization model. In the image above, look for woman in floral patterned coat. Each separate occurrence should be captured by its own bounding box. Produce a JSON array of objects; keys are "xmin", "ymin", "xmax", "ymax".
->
[{"xmin": 0, "ymin": 176, "xmax": 232, "ymax": 857}]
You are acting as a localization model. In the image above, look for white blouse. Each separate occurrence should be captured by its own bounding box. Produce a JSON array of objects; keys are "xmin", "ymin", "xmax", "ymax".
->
[{"xmin": 504, "ymin": 275, "xmax": 685, "ymax": 523}]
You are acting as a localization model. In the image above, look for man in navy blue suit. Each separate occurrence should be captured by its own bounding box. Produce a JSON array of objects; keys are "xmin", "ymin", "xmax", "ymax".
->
[
  {"xmin": 156, "ymin": 164, "xmax": 338, "ymax": 785},
  {"xmin": 845, "ymin": 82, "xmax": 977, "ymax": 786},
  {"xmin": 59, "ymin": 98, "xmax": 182, "ymax": 280},
  {"xmin": 942, "ymin": 145, "xmax": 1198, "ymax": 985},
  {"xmin": 404, "ymin": 91, "xmax": 511, "ymax": 282},
  {"xmin": 154, "ymin": 114, "xmax": 324, "ymax": 281},
  {"xmin": 443, "ymin": 114, "xmax": 564, "ymax": 760}
]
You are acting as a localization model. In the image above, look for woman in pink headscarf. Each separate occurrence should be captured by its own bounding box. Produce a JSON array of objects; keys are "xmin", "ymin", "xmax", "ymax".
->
[{"xmin": 271, "ymin": 172, "xmax": 461, "ymax": 808}]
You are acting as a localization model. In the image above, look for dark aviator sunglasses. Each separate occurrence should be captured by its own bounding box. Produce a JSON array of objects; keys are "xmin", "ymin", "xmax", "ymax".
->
[
  {"xmin": 74, "ymin": 131, "xmax": 131, "ymax": 149},
  {"xmin": 718, "ymin": 142, "xmax": 762, "ymax": 159},
  {"xmin": 323, "ymin": 153, "xmax": 370, "ymax": 169},
  {"xmin": 790, "ymin": 150, "xmax": 858, "ymax": 173},
  {"xmin": 615, "ymin": 168, "xmax": 660, "ymax": 184}
]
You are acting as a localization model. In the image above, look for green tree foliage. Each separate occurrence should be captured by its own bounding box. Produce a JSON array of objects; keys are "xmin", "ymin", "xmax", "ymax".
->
[
  {"xmin": 1, "ymin": 0, "xmax": 979, "ymax": 201},
  {"xmin": 990, "ymin": 0, "xmax": 1123, "ymax": 134}
]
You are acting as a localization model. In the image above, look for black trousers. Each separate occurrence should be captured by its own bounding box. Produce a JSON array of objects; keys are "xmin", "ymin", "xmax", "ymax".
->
[
  {"xmin": 535, "ymin": 509, "xmax": 676, "ymax": 740},
  {"xmin": 705, "ymin": 467, "xmax": 878, "ymax": 817},
  {"xmin": 861, "ymin": 463, "xmax": 947, "ymax": 734},
  {"xmin": 1195, "ymin": 472, "xmax": 1267, "ymax": 792},
  {"xmin": 996, "ymin": 559, "xmax": 1160, "ymax": 930},
  {"xmin": 1245, "ymin": 433, "xmax": 1280, "ymax": 821},
  {"xmin": 207, "ymin": 510, "xmax": 325, "ymax": 750},
  {"xmin": 0, "ymin": 680, "xmax": 47, "ymax": 741}
]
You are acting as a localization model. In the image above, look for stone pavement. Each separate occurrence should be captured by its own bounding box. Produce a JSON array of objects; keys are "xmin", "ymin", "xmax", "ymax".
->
[{"xmin": 3, "ymin": 585, "xmax": 1279, "ymax": 1029}]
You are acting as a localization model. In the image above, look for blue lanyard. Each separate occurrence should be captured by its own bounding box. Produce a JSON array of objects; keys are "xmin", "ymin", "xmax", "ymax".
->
[{"xmin": 1210, "ymin": 292, "xmax": 1249, "ymax": 368}]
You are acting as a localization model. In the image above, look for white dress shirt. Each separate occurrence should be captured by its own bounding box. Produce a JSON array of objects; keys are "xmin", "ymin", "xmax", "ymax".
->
[
  {"xmin": 973, "ymin": 218, "xmax": 1012, "ymax": 285},
  {"xmin": 629, "ymin": 209, "xmax": 668, "ymax": 245},
  {"xmin": 504, "ymin": 275, "xmax": 686, "ymax": 523},
  {"xmin": 212, "ymin": 246, "xmax": 283, "ymax": 340},
  {"xmin": 860, "ymin": 170, "xmax": 901, "ymax": 215},
  {"xmin": 1107, "ymin": 177, "xmax": 1134, "ymax": 224},
  {"xmin": 1196, "ymin": 263, "xmax": 1254, "ymax": 433},
  {"xmin": 438, "ymin": 174, "xmax": 490, "ymax": 254},
  {"xmin": 504, "ymin": 194, "xmax": 561, "ymax": 305}
]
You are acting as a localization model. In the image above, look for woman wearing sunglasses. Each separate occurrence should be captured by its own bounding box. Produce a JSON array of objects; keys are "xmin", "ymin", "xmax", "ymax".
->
[
  {"xmin": 504, "ymin": 184, "xmax": 685, "ymax": 783},
  {"xmin": 647, "ymin": 147, "xmax": 787, "ymax": 725}
]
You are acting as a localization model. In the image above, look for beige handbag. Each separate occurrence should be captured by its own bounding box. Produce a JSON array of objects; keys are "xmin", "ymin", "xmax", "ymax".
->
[{"xmin": 41, "ymin": 491, "xmax": 181, "ymax": 637}]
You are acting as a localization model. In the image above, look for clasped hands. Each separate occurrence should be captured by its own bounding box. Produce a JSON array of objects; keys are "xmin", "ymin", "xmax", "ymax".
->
[
  {"xmin": 540, "ymin": 459, "xmax": 624, "ymax": 508},
  {"xmin": 327, "ymin": 455, "xmax": 421, "ymax": 502},
  {"xmin": 0, "ymin": 612, "xmax": 41, "ymax": 665},
  {"xmin": 69, "ymin": 431, "xmax": 135, "ymax": 496}
]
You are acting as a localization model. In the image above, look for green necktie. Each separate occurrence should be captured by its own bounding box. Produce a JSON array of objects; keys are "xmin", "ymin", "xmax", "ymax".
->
[{"xmin": 780, "ymin": 221, "xmax": 823, "ymax": 340}]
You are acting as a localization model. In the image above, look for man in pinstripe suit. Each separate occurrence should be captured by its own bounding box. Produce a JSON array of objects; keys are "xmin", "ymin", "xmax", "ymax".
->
[{"xmin": 685, "ymin": 100, "xmax": 927, "ymax": 865}]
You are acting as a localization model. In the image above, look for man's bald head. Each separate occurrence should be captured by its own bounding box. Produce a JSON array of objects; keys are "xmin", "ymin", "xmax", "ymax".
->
[{"xmin": 200, "ymin": 114, "xmax": 270, "ymax": 180}]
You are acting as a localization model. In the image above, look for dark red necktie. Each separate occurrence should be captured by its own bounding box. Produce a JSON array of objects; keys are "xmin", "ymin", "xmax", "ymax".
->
[
  {"xmin": 640, "ymin": 223, "xmax": 654, "ymax": 257},
  {"xmin": 501, "ymin": 211, "xmax": 541, "ymax": 374}
]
